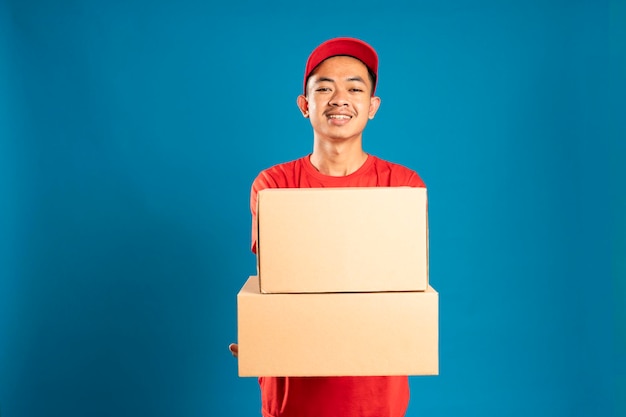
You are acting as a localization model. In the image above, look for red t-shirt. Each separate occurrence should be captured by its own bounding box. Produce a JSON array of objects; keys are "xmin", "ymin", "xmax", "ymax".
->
[{"xmin": 249, "ymin": 154, "xmax": 426, "ymax": 417}]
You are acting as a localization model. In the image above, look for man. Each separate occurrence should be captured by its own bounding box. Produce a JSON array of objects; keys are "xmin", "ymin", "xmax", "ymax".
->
[{"xmin": 230, "ymin": 37, "xmax": 426, "ymax": 417}]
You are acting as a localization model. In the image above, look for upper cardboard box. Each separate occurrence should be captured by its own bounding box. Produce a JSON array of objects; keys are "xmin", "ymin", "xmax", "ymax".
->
[{"xmin": 257, "ymin": 187, "xmax": 428, "ymax": 293}]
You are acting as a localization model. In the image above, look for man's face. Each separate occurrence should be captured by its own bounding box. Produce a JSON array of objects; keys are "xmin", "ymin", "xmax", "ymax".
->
[{"xmin": 298, "ymin": 56, "xmax": 381, "ymax": 143}]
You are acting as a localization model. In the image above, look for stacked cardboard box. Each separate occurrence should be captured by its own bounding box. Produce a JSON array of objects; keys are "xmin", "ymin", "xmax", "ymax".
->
[{"xmin": 237, "ymin": 187, "xmax": 438, "ymax": 377}]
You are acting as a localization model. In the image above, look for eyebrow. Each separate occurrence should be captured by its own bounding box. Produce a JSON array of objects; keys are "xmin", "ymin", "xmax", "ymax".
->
[{"xmin": 314, "ymin": 76, "xmax": 367, "ymax": 84}]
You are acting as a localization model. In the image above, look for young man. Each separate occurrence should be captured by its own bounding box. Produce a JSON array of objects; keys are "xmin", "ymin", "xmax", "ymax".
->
[{"xmin": 230, "ymin": 37, "xmax": 426, "ymax": 417}]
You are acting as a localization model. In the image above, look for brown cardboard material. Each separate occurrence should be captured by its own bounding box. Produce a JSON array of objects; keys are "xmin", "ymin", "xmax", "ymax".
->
[
  {"xmin": 237, "ymin": 276, "xmax": 438, "ymax": 377},
  {"xmin": 257, "ymin": 187, "xmax": 429, "ymax": 293}
]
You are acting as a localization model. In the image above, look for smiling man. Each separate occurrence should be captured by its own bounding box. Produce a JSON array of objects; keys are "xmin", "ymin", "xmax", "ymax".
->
[{"xmin": 230, "ymin": 37, "xmax": 426, "ymax": 417}]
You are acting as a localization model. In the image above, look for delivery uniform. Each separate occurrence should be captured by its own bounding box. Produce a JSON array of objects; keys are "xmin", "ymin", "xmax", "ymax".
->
[{"xmin": 249, "ymin": 154, "xmax": 425, "ymax": 417}]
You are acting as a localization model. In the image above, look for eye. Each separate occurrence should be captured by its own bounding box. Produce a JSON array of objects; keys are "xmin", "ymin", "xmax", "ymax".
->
[
  {"xmin": 350, "ymin": 88, "xmax": 364, "ymax": 92},
  {"xmin": 316, "ymin": 87, "xmax": 331, "ymax": 92}
]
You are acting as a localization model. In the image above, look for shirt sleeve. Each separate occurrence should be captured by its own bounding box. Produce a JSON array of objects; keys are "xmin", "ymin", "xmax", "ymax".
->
[
  {"xmin": 250, "ymin": 170, "xmax": 279, "ymax": 254},
  {"xmin": 388, "ymin": 162, "xmax": 426, "ymax": 188},
  {"xmin": 407, "ymin": 170, "xmax": 426, "ymax": 188}
]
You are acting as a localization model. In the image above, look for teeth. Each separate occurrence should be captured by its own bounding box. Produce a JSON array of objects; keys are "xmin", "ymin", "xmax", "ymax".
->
[{"xmin": 329, "ymin": 115, "xmax": 350, "ymax": 119}]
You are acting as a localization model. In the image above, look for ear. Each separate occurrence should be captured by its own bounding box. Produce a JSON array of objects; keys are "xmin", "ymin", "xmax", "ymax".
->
[
  {"xmin": 297, "ymin": 94, "xmax": 310, "ymax": 118},
  {"xmin": 368, "ymin": 96, "xmax": 381, "ymax": 120}
]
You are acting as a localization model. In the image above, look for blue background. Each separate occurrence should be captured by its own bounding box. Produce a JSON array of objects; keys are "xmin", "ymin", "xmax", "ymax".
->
[{"xmin": 1, "ymin": 0, "xmax": 624, "ymax": 416}]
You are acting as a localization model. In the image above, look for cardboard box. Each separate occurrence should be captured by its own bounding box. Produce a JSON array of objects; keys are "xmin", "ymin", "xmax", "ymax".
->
[
  {"xmin": 257, "ymin": 187, "xmax": 429, "ymax": 293},
  {"xmin": 237, "ymin": 276, "xmax": 438, "ymax": 377}
]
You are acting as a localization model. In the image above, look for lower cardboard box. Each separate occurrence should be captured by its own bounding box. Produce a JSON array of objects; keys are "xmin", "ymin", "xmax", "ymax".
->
[{"xmin": 237, "ymin": 276, "xmax": 438, "ymax": 377}]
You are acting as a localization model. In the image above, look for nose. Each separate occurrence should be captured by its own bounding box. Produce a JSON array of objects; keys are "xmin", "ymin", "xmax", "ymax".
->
[{"xmin": 329, "ymin": 88, "xmax": 349, "ymax": 106}]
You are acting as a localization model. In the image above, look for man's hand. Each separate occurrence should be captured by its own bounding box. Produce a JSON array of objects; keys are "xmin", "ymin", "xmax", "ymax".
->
[{"xmin": 229, "ymin": 343, "xmax": 239, "ymax": 358}]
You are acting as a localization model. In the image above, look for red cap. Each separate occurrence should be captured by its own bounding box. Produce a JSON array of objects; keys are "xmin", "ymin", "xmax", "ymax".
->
[{"xmin": 303, "ymin": 37, "xmax": 378, "ymax": 95}]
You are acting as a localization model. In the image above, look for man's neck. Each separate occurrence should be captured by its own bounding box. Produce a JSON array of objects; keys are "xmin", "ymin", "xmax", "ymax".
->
[{"xmin": 310, "ymin": 139, "xmax": 368, "ymax": 177}]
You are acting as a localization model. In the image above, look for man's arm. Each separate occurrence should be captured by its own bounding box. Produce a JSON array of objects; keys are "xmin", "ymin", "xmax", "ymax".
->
[{"xmin": 229, "ymin": 172, "xmax": 277, "ymax": 359}]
